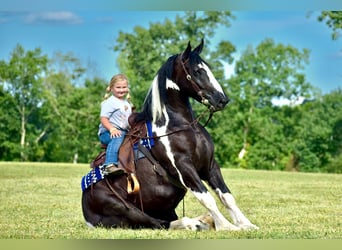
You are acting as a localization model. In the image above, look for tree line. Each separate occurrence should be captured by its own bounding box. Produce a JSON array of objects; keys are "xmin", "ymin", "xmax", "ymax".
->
[{"xmin": 0, "ymin": 11, "xmax": 341, "ymax": 173}]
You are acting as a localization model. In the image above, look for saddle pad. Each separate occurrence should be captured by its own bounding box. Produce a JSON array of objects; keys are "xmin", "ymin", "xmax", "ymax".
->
[
  {"xmin": 135, "ymin": 120, "xmax": 154, "ymax": 150},
  {"xmin": 81, "ymin": 166, "xmax": 105, "ymax": 192}
]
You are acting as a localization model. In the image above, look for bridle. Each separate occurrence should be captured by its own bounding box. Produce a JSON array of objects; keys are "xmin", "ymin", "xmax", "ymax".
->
[
  {"xmin": 180, "ymin": 53, "xmax": 214, "ymax": 126},
  {"xmin": 180, "ymin": 53, "xmax": 214, "ymax": 111}
]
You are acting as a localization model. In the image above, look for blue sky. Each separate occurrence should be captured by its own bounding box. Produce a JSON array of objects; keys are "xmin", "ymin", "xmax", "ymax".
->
[{"xmin": 0, "ymin": 9, "xmax": 341, "ymax": 94}]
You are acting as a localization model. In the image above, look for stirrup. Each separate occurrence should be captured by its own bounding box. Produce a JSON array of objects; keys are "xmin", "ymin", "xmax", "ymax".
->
[{"xmin": 127, "ymin": 173, "xmax": 140, "ymax": 194}]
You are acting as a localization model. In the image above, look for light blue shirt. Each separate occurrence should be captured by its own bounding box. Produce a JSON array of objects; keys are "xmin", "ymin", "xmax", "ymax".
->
[{"xmin": 98, "ymin": 95, "xmax": 132, "ymax": 135}]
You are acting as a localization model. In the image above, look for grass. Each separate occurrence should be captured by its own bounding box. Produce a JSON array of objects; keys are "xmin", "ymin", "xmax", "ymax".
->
[{"xmin": 0, "ymin": 162, "xmax": 341, "ymax": 239}]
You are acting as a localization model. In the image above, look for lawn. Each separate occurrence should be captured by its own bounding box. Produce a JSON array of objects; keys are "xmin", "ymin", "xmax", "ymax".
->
[{"xmin": 0, "ymin": 162, "xmax": 341, "ymax": 239}]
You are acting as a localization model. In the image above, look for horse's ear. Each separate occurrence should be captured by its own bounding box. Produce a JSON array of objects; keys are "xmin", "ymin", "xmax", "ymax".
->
[
  {"xmin": 182, "ymin": 41, "xmax": 192, "ymax": 60},
  {"xmin": 193, "ymin": 38, "xmax": 204, "ymax": 55}
]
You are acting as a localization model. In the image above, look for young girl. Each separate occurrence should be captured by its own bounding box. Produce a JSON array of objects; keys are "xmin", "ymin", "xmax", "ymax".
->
[{"xmin": 98, "ymin": 73, "xmax": 132, "ymax": 174}]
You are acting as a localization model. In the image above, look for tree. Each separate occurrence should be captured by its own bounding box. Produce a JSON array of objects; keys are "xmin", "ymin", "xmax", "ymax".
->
[
  {"xmin": 113, "ymin": 11, "xmax": 235, "ymax": 109},
  {"xmin": 0, "ymin": 44, "xmax": 48, "ymax": 161},
  {"xmin": 317, "ymin": 11, "xmax": 342, "ymax": 40},
  {"xmin": 0, "ymin": 85, "xmax": 20, "ymax": 160},
  {"xmin": 0, "ymin": 45, "xmax": 101, "ymax": 163},
  {"xmin": 221, "ymin": 39, "xmax": 314, "ymax": 170},
  {"xmin": 36, "ymin": 52, "xmax": 101, "ymax": 163}
]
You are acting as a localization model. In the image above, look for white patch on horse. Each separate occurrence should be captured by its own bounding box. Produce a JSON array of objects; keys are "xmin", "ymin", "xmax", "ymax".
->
[
  {"xmin": 170, "ymin": 217, "xmax": 209, "ymax": 231},
  {"xmin": 152, "ymin": 107, "xmax": 187, "ymax": 188},
  {"xmin": 191, "ymin": 190, "xmax": 240, "ymax": 231},
  {"xmin": 85, "ymin": 221, "xmax": 95, "ymax": 228},
  {"xmin": 151, "ymin": 75, "xmax": 163, "ymax": 122},
  {"xmin": 166, "ymin": 79, "xmax": 180, "ymax": 91},
  {"xmin": 199, "ymin": 63, "xmax": 224, "ymax": 94},
  {"xmin": 215, "ymin": 189, "xmax": 259, "ymax": 230}
]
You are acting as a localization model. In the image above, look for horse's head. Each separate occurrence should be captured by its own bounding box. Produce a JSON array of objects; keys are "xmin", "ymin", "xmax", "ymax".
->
[{"xmin": 177, "ymin": 39, "xmax": 230, "ymax": 112}]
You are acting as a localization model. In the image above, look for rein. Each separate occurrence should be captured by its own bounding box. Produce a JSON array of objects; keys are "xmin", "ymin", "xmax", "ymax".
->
[
  {"xmin": 126, "ymin": 107, "xmax": 212, "ymax": 141},
  {"xmin": 180, "ymin": 53, "xmax": 212, "ymax": 108}
]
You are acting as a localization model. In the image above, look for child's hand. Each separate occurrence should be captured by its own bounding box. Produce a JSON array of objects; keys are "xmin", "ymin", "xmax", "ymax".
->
[{"xmin": 110, "ymin": 127, "xmax": 121, "ymax": 138}]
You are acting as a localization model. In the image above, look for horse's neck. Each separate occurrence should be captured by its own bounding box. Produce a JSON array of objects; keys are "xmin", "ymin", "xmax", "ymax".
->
[{"xmin": 164, "ymin": 95, "xmax": 195, "ymax": 124}]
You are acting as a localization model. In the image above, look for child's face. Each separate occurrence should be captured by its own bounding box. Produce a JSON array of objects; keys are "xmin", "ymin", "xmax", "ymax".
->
[{"xmin": 112, "ymin": 80, "xmax": 129, "ymax": 99}]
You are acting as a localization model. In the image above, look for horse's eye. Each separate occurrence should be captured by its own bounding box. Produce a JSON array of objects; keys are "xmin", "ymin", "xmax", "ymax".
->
[{"xmin": 194, "ymin": 69, "xmax": 201, "ymax": 76}]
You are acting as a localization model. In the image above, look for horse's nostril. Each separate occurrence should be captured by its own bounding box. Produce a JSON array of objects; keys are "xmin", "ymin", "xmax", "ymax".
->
[{"xmin": 219, "ymin": 95, "xmax": 229, "ymax": 107}]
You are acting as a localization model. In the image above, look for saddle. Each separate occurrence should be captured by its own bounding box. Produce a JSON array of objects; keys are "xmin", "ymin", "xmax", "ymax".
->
[{"xmin": 90, "ymin": 112, "xmax": 147, "ymax": 194}]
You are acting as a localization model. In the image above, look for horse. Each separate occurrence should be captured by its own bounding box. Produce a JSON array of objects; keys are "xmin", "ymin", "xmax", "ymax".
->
[{"xmin": 81, "ymin": 39, "xmax": 259, "ymax": 231}]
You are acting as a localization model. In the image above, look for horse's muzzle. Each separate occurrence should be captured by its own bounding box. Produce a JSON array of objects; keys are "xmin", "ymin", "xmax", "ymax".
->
[{"xmin": 209, "ymin": 92, "xmax": 229, "ymax": 111}]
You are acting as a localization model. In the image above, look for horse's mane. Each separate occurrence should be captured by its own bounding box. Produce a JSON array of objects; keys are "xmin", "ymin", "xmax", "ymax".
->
[{"xmin": 135, "ymin": 54, "xmax": 177, "ymax": 125}]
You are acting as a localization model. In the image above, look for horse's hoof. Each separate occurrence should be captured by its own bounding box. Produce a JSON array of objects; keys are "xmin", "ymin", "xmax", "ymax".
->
[
  {"xmin": 238, "ymin": 223, "xmax": 259, "ymax": 230},
  {"xmin": 215, "ymin": 223, "xmax": 241, "ymax": 231},
  {"xmin": 196, "ymin": 221, "xmax": 210, "ymax": 231}
]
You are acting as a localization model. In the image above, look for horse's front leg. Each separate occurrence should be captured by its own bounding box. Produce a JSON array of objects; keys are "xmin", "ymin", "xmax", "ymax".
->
[
  {"xmin": 190, "ymin": 189, "xmax": 240, "ymax": 231},
  {"xmin": 169, "ymin": 216, "xmax": 210, "ymax": 231},
  {"xmin": 176, "ymin": 161, "xmax": 239, "ymax": 231},
  {"xmin": 207, "ymin": 160, "xmax": 259, "ymax": 230}
]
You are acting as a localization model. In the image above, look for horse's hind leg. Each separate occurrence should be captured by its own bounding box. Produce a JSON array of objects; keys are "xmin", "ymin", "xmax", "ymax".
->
[
  {"xmin": 207, "ymin": 160, "xmax": 259, "ymax": 230},
  {"xmin": 82, "ymin": 187, "xmax": 170, "ymax": 229},
  {"xmin": 100, "ymin": 196, "xmax": 170, "ymax": 229}
]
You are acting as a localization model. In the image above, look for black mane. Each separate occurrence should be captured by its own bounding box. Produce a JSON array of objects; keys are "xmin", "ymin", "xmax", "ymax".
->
[{"xmin": 135, "ymin": 54, "xmax": 178, "ymax": 123}]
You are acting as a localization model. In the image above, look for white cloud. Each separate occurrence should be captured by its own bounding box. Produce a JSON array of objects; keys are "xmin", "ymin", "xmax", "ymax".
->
[{"xmin": 25, "ymin": 11, "xmax": 83, "ymax": 25}]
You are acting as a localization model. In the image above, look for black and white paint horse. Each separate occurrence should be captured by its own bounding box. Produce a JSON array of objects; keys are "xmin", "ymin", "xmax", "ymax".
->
[{"xmin": 81, "ymin": 39, "xmax": 258, "ymax": 231}]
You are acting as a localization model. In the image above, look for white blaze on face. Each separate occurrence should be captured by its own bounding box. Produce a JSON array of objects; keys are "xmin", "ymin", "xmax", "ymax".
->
[{"xmin": 199, "ymin": 63, "xmax": 224, "ymax": 94}]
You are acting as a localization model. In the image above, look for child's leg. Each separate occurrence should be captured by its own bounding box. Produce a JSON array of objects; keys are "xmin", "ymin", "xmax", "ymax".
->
[
  {"xmin": 99, "ymin": 131, "xmax": 111, "ymax": 145},
  {"xmin": 105, "ymin": 132, "xmax": 126, "ymax": 166}
]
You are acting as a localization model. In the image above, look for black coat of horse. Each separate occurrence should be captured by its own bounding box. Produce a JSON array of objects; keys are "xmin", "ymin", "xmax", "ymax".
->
[{"xmin": 81, "ymin": 40, "xmax": 259, "ymax": 231}]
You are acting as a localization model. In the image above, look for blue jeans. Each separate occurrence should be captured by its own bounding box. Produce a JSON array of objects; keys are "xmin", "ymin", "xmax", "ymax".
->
[{"xmin": 99, "ymin": 130, "xmax": 126, "ymax": 166}]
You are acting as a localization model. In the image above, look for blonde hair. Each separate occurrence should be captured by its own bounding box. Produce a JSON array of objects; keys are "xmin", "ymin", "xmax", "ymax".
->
[{"xmin": 103, "ymin": 73, "xmax": 129, "ymax": 100}]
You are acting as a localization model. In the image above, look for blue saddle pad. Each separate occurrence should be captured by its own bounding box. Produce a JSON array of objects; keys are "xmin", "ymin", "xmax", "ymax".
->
[
  {"xmin": 134, "ymin": 120, "xmax": 154, "ymax": 150},
  {"xmin": 81, "ymin": 166, "xmax": 105, "ymax": 192}
]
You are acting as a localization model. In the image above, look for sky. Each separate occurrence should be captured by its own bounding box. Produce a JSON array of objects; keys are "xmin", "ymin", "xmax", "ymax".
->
[{"xmin": 0, "ymin": 8, "xmax": 341, "ymax": 95}]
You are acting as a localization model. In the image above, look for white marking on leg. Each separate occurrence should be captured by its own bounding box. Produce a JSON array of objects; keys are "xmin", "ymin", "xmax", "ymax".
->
[
  {"xmin": 191, "ymin": 191, "xmax": 239, "ymax": 231},
  {"xmin": 170, "ymin": 217, "xmax": 209, "ymax": 231},
  {"xmin": 216, "ymin": 189, "xmax": 259, "ymax": 230}
]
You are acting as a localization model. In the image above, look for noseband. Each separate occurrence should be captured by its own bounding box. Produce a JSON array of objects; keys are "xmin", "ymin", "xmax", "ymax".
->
[{"xmin": 180, "ymin": 54, "xmax": 211, "ymax": 108}]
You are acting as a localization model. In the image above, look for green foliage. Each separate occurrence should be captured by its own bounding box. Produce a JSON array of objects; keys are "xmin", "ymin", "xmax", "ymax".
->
[
  {"xmin": 317, "ymin": 11, "xmax": 342, "ymax": 40},
  {"xmin": 0, "ymin": 44, "xmax": 48, "ymax": 161},
  {"xmin": 0, "ymin": 12, "xmax": 341, "ymax": 173},
  {"xmin": 0, "ymin": 45, "xmax": 106, "ymax": 163},
  {"xmin": 113, "ymin": 11, "xmax": 235, "ymax": 109}
]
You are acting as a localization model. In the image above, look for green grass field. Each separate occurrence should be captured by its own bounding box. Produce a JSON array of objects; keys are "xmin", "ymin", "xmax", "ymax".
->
[{"xmin": 0, "ymin": 162, "xmax": 341, "ymax": 239}]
